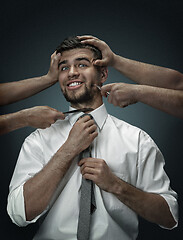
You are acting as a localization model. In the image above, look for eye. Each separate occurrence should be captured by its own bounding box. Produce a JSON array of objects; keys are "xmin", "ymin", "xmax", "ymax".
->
[
  {"xmin": 61, "ymin": 66, "xmax": 69, "ymax": 71},
  {"xmin": 78, "ymin": 63, "xmax": 87, "ymax": 68}
]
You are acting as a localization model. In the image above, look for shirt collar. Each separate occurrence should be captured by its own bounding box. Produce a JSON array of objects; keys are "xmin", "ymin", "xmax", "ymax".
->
[{"xmin": 68, "ymin": 104, "xmax": 108, "ymax": 131}]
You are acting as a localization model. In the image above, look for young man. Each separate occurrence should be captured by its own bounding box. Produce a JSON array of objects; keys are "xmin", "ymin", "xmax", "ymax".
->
[{"xmin": 7, "ymin": 37, "xmax": 178, "ymax": 240}]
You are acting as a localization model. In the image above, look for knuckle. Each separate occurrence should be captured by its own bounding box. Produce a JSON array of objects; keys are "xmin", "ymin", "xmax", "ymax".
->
[
  {"xmin": 98, "ymin": 168, "xmax": 102, "ymax": 175},
  {"xmin": 99, "ymin": 159, "xmax": 105, "ymax": 166},
  {"xmin": 85, "ymin": 166, "xmax": 90, "ymax": 172},
  {"xmin": 115, "ymin": 91, "xmax": 121, "ymax": 101}
]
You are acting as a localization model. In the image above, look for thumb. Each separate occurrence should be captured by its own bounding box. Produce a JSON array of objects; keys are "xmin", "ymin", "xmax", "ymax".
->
[
  {"xmin": 93, "ymin": 59, "xmax": 106, "ymax": 66},
  {"xmin": 52, "ymin": 52, "xmax": 61, "ymax": 68},
  {"xmin": 55, "ymin": 52, "xmax": 61, "ymax": 63},
  {"xmin": 55, "ymin": 111, "xmax": 65, "ymax": 120}
]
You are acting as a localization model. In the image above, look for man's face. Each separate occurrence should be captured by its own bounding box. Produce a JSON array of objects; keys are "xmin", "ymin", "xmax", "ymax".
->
[{"xmin": 58, "ymin": 48, "xmax": 101, "ymax": 105}]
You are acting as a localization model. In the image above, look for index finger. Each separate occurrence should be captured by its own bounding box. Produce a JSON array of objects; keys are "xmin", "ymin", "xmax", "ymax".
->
[
  {"xmin": 101, "ymin": 83, "xmax": 115, "ymax": 93},
  {"xmin": 78, "ymin": 157, "xmax": 96, "ymax": 166},
  {"xmin": 77, "ymin": 114, "xmax": 93, "ymax": 123}
]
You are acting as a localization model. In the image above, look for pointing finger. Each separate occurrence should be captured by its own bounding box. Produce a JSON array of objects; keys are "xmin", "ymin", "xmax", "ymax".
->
[{"xmin": 101, "ymin": 83, "xmax": 114, "ymax": 91}]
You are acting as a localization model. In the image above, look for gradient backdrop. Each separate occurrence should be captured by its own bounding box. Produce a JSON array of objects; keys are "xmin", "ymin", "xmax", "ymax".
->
[{"xmin": 0, "ymin": 0, "xmax": 183, "ymax": 239}]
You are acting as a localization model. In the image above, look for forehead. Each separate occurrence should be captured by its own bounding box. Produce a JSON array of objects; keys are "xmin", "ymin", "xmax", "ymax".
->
[{"xmin": 60, "ymin": 48, "xmax": 94, "ymax": 62}]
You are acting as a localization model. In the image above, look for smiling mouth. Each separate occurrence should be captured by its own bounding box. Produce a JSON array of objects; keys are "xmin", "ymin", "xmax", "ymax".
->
[{"xmin": 67, "ymin": 81, "xmax": 83, "ymax": 87}]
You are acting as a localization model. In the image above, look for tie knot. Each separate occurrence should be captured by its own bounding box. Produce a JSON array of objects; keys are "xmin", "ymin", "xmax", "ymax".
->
[
  {"xmin": 77, "ymin": 113, "xmax": 93, "ymax": 121},
  {"xmin": 76, "ymin": 114, "xmax": 94, "ymax": 126}
]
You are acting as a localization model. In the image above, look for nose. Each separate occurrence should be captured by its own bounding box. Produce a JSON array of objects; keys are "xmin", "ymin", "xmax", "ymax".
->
[{"xmin": 68, "ymin": 65, "xmax": 80, "ymax": 78}]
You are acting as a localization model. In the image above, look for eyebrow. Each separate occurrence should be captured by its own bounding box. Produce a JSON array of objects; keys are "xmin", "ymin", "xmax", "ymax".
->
[
  {"xmin": 75, "ymin": 57, "xmax": 91, "ymax": 62},
  {"xmin": 58, "ymin": 60, "xmax": 67, "ymax": 67},
  {"xmin": 58, "ymin": 57, "xmax": 91, "ymax": 67}
]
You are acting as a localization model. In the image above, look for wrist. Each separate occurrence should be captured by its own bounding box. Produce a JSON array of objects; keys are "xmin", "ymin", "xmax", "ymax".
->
[
  {"xmin": 111, "ymin": 54, "xmax": 123, "ymax": 69},
  {"xmin": 108, "ymin": 174, "xmax": 124, "ymax": 196},
  {"xmin": 9, "ymin": 109, "xmax": 30, "ymax": 130},
  {"xmin": 19, "ymin": 108, "xmax": 31, "ymax": 127},
  {"xmin": 42, "ymin": 74, "xmax": 58, "ymax": 86},
  {"xmin": 58, "ymin": 141, "xmax": 78, "ymax": 161},
  {"xmin": 131, "ymin": 84, "xmax": 143, "ymax": 103},
  {"xmin": 134, "ymin": 84, "xmax": 147, "ymax": 103}
]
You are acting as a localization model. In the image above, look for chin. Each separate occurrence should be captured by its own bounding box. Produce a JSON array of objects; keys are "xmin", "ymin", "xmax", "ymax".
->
[{"xmin": 64, "ymin": 88, "xmax": 94, "ymax": 104}]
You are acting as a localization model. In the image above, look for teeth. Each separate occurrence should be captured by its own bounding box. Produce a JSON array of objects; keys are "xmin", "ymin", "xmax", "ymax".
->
[{"xmin": 69, "ymin": 82, "xmax": 82, "ymax": 87}]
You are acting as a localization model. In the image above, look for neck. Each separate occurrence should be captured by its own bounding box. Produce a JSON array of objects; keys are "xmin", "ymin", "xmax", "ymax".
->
[{"xmin": 70, "ymin": 96, "xmax": 103, "ymax": 110}]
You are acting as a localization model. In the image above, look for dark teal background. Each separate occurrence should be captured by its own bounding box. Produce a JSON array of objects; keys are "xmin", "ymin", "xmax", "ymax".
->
[{"xmin": 0, "ymin": 0, "xmax": 183, "ymax": 239}]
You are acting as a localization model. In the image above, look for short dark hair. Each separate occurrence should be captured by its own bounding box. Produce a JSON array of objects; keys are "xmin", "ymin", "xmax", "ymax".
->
[{"xmin": 56, "ymin": 36, "xmax": 102, "ymax": 60}]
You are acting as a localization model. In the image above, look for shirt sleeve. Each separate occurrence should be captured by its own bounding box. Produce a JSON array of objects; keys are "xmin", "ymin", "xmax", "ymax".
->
[
  {"xmin": 136, "ymin": 130, "xmax": 178, "ymax": 229},
  {"xmin": 7, "ymin": 130, "xmax": 48, "ymax": 227}
]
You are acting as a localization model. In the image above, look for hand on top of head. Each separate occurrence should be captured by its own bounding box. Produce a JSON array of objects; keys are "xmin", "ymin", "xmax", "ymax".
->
[{"xmin": 77, "ymin": 35, "xmax": 116, "ymax": 67}]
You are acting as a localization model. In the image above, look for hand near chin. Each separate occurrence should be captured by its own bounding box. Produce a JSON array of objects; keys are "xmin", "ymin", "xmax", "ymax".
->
[
  {"xmin": 101, "ymin": 83, "xmax": 138, "ymax": 108},
  {"xmin": 66, "ymin": 115, "xmax": 98, "ymax": 155}
]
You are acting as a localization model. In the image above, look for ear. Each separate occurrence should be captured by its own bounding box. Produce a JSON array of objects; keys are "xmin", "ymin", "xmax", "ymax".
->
[{"xmin": 100, "ymin": 67, "xmax": 108, "ymax": 84}]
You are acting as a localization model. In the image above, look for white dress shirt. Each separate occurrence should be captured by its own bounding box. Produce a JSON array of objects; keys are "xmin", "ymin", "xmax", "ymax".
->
[{"xmin": 7, "ymin": 104, "xmax": 178, "ymax": 240}]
